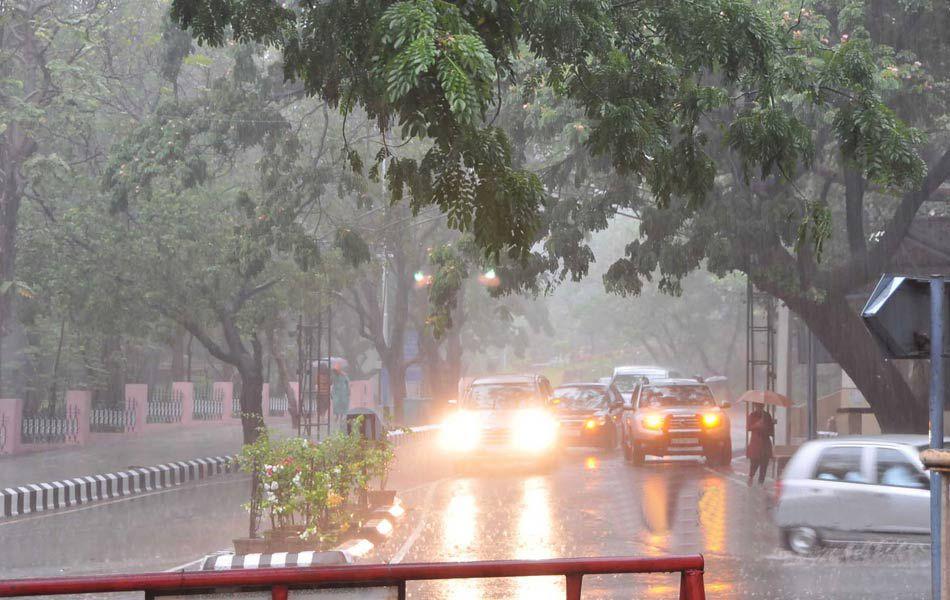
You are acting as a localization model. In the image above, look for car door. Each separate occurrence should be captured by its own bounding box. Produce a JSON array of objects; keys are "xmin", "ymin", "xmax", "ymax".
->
[
  {"xmin": 791, "ymin": 445, "xmax": 875, "ymax": 542},
  {"xmin": 864, "ymin": 445, "xmax": 930, "ymax": 541},
  {"xmin": 621, "ymin": 383, "xmax": 640, "ymax": 440}
]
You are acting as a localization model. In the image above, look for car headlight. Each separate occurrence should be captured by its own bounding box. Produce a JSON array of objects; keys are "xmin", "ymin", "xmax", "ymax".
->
[
  {"xmin": 513, "ymin": 409, "xmax": 559, "ymax": 452},
  {"xmin": 584, "ymin": 417, "xmax": 607, "ymax": 430},
  {"xmin": 440, "ymin": 411, "xmax": 481, "ymax": 452},
  {"xmin": 701, "ymin": 412, "xmax": 722, "ymax": 428},
  {"xmin": 642, "ymin": 414, "xmax": 665, "ymax": 430}
]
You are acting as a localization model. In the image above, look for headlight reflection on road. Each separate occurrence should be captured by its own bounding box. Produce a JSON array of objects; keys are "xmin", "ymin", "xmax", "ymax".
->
[
  {"xmin": 514, "ymin": 476, "xmax": 560, "ymax": 598},
  {"xmin": 438, "ymin": 479, "xmax": 480, "ymax": 600},
  {"xmin": 698, "ymin": 476, "xmax": 726, "ymax": 555}
]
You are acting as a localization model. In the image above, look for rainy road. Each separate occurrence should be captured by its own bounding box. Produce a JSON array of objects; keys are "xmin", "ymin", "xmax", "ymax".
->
[
  {"xmin": 380, "ymin": 448, "xmax": 929, "ymax": 599},
  {"xmin": 0, "ymin": 443, "xmax": 930, "ymax": 599}
]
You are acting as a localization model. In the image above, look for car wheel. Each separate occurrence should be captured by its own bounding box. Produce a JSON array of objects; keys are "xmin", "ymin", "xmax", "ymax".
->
[
  {"xmin": 785, "ymin": 527, "xmax": 821, "ymax": 556},
  {"xmin": 603, "ymin": 426, "xmax": 616, "ymax": 451},
  {"xmin": 631, "ymin": 443, "xmax": 645, "ymax": 466},
  {"xmin": 622, "ymin": 430, "xmax": 633, "ymax": 461},
  {"xmin": 720, "ymin": 441, "xmax": 732, "ymax": 466}
]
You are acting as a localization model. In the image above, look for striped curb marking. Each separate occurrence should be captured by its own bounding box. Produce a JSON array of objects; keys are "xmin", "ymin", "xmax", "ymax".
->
[
  {"xmin": 201, "ymin": 499, "xmax": 404, "ymax": 571},
  {"xmin": 0, "ymin": 426, "xmax": 434, "ymax": 520},
  {"xmin": 0, "ymin": 455, "xmax": 235, "ymax": 518},
  {"xmin": 201, "ymin": 549, "xmax": 350, "ymax": 571}
]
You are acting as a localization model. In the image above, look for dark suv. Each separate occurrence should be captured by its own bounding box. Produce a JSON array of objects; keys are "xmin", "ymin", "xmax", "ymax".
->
[{"xmin": 620, "ymin": 378, "xmax": 732, "ymax": 466}]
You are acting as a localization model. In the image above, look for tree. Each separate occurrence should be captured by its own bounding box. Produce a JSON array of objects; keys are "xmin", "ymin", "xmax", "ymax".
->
[
  {"xmin": 169, "ymin": 0, "xmax": 945, "ymax": 431},
  {"xmin": 96, "ymin": 48, "xmax": 363, "ymax": 443}
]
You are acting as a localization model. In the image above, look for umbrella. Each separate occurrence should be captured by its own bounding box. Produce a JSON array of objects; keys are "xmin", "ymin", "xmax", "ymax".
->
[
  {"xmin": 737, "ymin": 389, "xmax": 793, "ymax": 408},
  {"xmin": 313, "ymin": 357, "xmax": 348, "ymax": 370}
]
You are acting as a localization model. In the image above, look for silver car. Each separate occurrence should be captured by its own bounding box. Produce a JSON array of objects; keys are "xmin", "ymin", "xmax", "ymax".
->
[{"xmin": 774, "ymin": 435, "xmax": 931, "ymax": 555}]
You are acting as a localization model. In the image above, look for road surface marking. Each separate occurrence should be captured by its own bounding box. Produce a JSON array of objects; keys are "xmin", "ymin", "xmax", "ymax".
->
[
  {"xmin": 0, "ymin": 476, "xmax": 248, "ymax": 527},
  {"xmin": 389, "ymin": 479, "xmax": 441, "ymax": 564}
]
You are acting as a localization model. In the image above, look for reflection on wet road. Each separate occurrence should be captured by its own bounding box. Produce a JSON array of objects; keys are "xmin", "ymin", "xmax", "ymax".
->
[{"xmin": 394, "ymin": 450, "xmax": 928, "ymax": 599}]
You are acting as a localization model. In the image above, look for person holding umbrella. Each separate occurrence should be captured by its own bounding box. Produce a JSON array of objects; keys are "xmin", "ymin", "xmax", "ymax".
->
[{"xmin": 746, "ymin": 401, "xmax": 775, "ymax": 486}]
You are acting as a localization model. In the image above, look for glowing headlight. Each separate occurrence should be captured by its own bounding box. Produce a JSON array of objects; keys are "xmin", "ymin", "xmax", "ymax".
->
[
  {"xmin": 701, "ymin": 412, "xmax": 721, "ymax": 428},
  {"xmin": 642, "ymin": 414, "xmax": 665, "ymax": 430},
  {"xmin": 513, "ymin": 409, "xmax": 559, "ymax": 452},
  {"xmin": 584, "ymin": 417, "xmax": 606, "ymax": 430},
  {"xmin": 439, "ymin": 411, "xmax": 481, "ymax": 452}
]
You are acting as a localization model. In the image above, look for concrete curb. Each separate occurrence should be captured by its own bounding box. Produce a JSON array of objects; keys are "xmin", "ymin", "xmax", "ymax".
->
[
  {"xmin": 200, "ymin": 498, "xmax": 406, "ymax": 570},
  {"xmin": 0, "ymin": 425, "xmax": 439, "ymax": 520},
  {"xmin": 0, "ymin": 455, "xmax": 236, "ymax": 518}
]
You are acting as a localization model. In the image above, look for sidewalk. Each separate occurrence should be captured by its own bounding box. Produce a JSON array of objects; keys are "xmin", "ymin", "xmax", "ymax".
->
[{"xmin": 0, "ymin": 422, "xmax": 295, "ymax": 489}]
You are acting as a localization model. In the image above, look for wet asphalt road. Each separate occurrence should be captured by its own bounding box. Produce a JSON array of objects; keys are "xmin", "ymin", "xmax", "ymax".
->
[
  {"xmin": 379, "ymin": 448, "xmax": 929, "ymax": 599},
  {"xmin": 0, "ymin": 442, "xmax": 930, "ymax": 598}
]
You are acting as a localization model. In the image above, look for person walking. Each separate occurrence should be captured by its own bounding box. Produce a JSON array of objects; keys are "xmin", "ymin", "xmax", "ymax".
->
[
  {"xmin": 747, "ymin": 402, "xmax": 775, "ymax": 486},
  {"xmin": 331, "ymin": 362, "xmax": 350, "ymax": 431}
]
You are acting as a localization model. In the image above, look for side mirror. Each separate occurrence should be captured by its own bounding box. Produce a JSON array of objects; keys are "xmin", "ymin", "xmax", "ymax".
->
[
  {"xmin": 721, "ymin": 401, "xmax": 732, "ymax": 409},
  {"xmin": 447, "ymin": 399, "xmax": 457, "ymax": 405}
]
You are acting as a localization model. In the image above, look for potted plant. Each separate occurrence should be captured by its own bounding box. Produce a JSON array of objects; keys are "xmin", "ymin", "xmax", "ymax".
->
[{"xmin": 364, "ymin": 440, "xmax": 396, "ymax": 508}]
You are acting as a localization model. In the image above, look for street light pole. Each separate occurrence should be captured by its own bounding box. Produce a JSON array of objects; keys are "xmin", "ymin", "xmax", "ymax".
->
[
  {"xmin": 931, "ymin": 276, "xmax": 945, "ymax": 600},
  {"xmin": 806, "ymin": 329, "xmax": 817, "ymax": 440}
]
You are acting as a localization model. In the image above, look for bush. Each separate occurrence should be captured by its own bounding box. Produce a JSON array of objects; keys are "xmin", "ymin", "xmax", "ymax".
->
[{"xmin": 237, "ymin": 419, "xmax": 395, "ymax": 543}]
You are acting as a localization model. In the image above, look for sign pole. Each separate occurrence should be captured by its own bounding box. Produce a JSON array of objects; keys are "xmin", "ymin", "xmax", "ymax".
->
[
  {"xmin": 807, "ymin": 329, "xmax": 818, "ymax": 440},
  {"xmin": 931, "ymin": 276, "xmax": 945, "ymax": 600}
]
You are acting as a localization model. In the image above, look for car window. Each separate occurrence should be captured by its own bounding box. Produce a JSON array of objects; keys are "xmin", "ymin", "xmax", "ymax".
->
[
  {"xmin": 875, "ymin": 447, "xmax": 928, "ymax": 489},
  {"xmin": 637, "ymin": 385, "xmax": 715, "ymax": 408},
  {"xmin": 553, "ymin": 386, "xmax": 608, "ymax": 410},
  {"xmin": 813, "ymin": 446, "xmax": 867, "ymax": 483},
  {"xmin": 465, "ymin": 383, "xmax": 539, "ymax": 409},
  {"xmin": 611, "ymin": 374, "xmax": 647, "ymax": 393}
]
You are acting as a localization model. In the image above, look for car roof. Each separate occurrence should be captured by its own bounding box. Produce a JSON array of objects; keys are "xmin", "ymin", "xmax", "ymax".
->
[
  {"xmin": 556, "ymin": 382, "xmax": 607, "ymax": 389},
  {"xmin": 643, "ymin": 378, "xmax": 707, "ymax": 387},
  {"xmin": 469, "ymin": 374, "xmax": 540, "ymax": 385},
  {"xmin": 613, "ymin": 365, "xmax": 669, "ymax": 375},
  {"xmin": 802, "ymin": 434, "xmax": 931, "ymax": 448}
]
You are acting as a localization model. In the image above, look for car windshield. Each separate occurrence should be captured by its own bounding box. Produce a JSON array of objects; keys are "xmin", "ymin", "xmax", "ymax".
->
[
  {"xmin": 639, "ymin": 385, "xmax": 715, "ymax": 408},
  {"xmin": 553, "ymin": 387, "xmax": 607, "ymax": 410},
  {"xmin": 465, "ymin": 383, "xmax": 538, "ymax": 409},
  {"xmin": 612, "ymin": 374, "xmax": 658, "ymax": 393}
]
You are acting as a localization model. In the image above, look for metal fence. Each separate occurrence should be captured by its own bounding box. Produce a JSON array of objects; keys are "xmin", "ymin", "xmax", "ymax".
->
[
  {"xmin": 90, "ymin": 398, "xmax": 136, "ymax": 433},
  {"xmin": 269, "ymin": 393, "xmax": 288, "ymax": 416},
  {"xmin": 231, "ymin": 395, "xmax": 241, "ymax": 418},
  {"xmin": 193, "ymin": 387, "xmax": 224, "ymax": 421},
  {"xmin": 0, "ymin": 555, "xmax": 707, "ymax": 600},
  {"xmin": 147, "ymin": 388, "xmax": 182, "ymax": 424},
  {"xmin": 21, "ymin": 406, "xmax": 80, "ymax": 444}
]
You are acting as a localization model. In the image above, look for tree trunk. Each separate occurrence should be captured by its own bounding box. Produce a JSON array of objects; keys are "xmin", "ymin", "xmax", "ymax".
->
[
  {"xmin": 238, "ymin": 363, "xmax": 265, "ymax": 444},
  {"xmin": 385, "ymin": 357, "xmax": 407, "ymax": 424},
  {"xmin": 267, "ymin": 324, "xmax": 299, "ymax": 428},
  {"xmin": 794, "ymin": 293, "xmax": 927, "ymax": 433},
  {"xmin": 170, "ymin": 325, "xmax": 186, "ymax": 381}
]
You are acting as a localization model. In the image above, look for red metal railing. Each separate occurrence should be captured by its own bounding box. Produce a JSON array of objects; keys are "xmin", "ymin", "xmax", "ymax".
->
[{"xmin": 0, "ymin": 555, "xmax": 705, "ymax": 600}]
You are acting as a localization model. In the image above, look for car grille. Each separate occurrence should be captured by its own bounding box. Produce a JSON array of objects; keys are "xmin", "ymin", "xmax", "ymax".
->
[
  {"xmin": 482, "ymin": 428, "xmax": 509, "ymax": 445},
  {"xmin": 667, "ymin": 414, "xmax": 700, "ymax": 430}
]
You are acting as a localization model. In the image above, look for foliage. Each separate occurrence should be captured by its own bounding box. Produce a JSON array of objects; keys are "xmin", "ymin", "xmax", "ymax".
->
[{"xmin": 237, "ymin": 421, "xmax": 396, "ymax": 542}]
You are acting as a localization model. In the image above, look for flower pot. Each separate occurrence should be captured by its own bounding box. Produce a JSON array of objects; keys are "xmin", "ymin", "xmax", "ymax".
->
[
  {"xmin": 367, "ymin": 490, "xmax": 397, "ymax": 508},
  {"xmin": 263, "ymin": 525, "xmax": 306, "ymax": 541},
  {"xmin": 233, "ymin": 537, "xmax": 267, "ymax": 555}
]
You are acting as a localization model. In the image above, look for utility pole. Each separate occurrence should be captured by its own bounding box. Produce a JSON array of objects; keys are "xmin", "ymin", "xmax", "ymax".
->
[{"xmin": 806, "ymin": 329, "xmax": 818, "ymax": 440}]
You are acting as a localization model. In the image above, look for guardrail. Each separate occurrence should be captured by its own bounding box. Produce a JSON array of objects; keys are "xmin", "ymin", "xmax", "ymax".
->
[{"xmin": 0, "ymin": 555, "xmax": 706, "ymax": 599}]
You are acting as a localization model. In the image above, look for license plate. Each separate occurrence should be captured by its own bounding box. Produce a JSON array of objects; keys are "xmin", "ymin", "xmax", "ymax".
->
[{"xmin": 671, "ymin": 437, "xmax": 699, "ymax": 445}]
